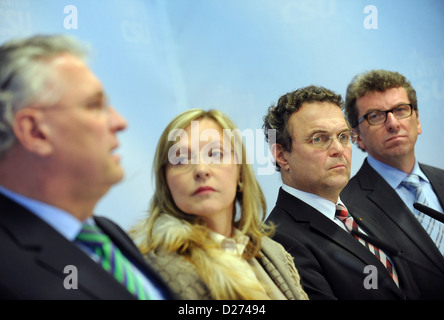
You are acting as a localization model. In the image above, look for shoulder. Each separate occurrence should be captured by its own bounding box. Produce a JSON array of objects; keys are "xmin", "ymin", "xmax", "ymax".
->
[
  {"xmin": 420, "ymin": 163, "xmax": 444, "ymax": 176},
  {"xmin": 146, "ymin": 250, "xmax": 211, "ymax": 300},
  {"xmin": 261, "ymin": 236, "xmax": 305, "ymax": 266},
  {"xmin": 260, "ymin": 236, "xmax": 308, "ymax": 300},
  {"xmin": 261, "ymin": 235, "xmax": 286, "ymax": 253}
]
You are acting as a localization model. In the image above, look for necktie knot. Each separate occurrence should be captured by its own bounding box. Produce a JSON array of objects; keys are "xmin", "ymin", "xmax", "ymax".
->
[
  {"xmin": 335, "ymin": 203, "xmax": 349, "ymax": 222},
  {"xmin": 401, "ymin": 174, "xmax": 421, "ymax": 190},
  {"xmin": 76, "ymin": 223, "xmax": 110, "ymax": 249}
]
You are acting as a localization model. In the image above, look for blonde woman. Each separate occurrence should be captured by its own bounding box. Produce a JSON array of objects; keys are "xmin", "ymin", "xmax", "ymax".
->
[{"xmin": 131, "ymin": 109, "xmax": 308, "ymax": 300}]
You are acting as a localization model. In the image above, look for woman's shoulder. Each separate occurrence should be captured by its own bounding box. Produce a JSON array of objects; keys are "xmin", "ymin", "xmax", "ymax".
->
[
  {"xmin": 260, "ymin": 235, "xmax": 287, "ymax": 254},
  {"xmin": 145, "ymin": 250, "xmax": 211, "ymax": 300}
]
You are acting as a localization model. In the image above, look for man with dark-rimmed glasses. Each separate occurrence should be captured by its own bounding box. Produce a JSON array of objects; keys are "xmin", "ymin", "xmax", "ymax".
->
[
  {"xmin": 341, "ymin": 69, "xmax": 444, "ymax": 299},
  {"xmin": 263, "ymin": 85, "xmax": 419, "ymax": 300}
]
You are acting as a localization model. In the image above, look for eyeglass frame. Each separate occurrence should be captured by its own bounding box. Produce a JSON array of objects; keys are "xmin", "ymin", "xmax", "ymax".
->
[
  {"xmin": 303, "ymin": 131, "xmax": 358, "ymax": 149},
  {"xmin": 357, "ymin": 103, "xmax": 413, "ymax": 126}
]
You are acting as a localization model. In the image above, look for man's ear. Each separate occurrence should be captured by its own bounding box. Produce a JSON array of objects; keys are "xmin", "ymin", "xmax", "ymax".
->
[
  {"xmin": 354, "ymin": 130, "xmax": 366, "ymax": 151},
  {"xmin": 271, "ymin": 143, "xmax": 290, "ymax": 171},
  {"xmin": 12, "ymin": 108, "xmax": 53, "ymax": 156}
]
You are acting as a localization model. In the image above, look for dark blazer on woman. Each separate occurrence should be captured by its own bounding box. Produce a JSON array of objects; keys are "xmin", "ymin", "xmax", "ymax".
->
[
  {"xmin": 341, "ymin": 159, "xmax": 444, "ymax": 299},
  {"xmin": 266, "ymin": 188, "xmax": 420, "ymax": 300}
]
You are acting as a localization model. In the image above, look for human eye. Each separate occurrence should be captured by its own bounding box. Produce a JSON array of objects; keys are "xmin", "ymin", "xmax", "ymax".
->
[
  {"xmin": 204, "ymin": 148, "xmax": 223, "ymax": 164},
  {"xmin": 176, "ymin": 155, "xmax": 189, "ymax": 165},
  {"xmin": 367, "ymin": 111, "xmax": 383, "ymax": 121},
  {"xmin": 394, "ymin": 104, "xmax": 411, "ymax": 114},
  {"xmin": 338, "ymin": 132, "xmax": 351, "ymax": 144},
  {"xmin": 209, "ymin": 148, "xmax": 223, "ymax": 158},
  {"xmin": 170, "ymin": 148, "xmax": 190, "ymax": 165},
  {"xmin": 86, "ymin": 93, "xmax": 109, "ymax": 112},
  {"xmin": 311, "ymin": 133, "xmax": 329, "ymax": 145}
]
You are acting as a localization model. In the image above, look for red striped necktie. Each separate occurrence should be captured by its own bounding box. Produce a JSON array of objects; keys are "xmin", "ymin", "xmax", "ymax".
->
[{"xmin": 335, "ymin": 203, "xmax": 399, "ymax": 287}]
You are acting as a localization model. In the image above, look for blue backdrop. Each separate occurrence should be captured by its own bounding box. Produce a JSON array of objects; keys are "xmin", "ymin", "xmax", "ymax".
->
[{"xmin": 1, "ymin": 0, "xmax": 443, "ymax": 229}]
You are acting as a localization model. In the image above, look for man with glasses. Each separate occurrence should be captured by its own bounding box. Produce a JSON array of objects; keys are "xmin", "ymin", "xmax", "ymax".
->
[
  {"xmin": 263, "ymin": 85, "xmax": 418, "ymax": 299},
  {"xmin": 341, "ymin": 70, "xmax": 444, "ymax": 299}
]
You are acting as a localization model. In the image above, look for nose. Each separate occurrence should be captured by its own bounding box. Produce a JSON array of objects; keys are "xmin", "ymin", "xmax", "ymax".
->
[
  {"xmin": 108, "ymin": 106, "xmax": 128, "ymax": 132},
  {"xmin": 384, "ymin": 111, "xmax": 401, "ymax": 131},
  {"xmin": 328, "ymin": 136, "xmax": 346, "ymax": 157},
  {"xmin": 193, "ymin": 158, "xmax": 211, "ymax": 180}
]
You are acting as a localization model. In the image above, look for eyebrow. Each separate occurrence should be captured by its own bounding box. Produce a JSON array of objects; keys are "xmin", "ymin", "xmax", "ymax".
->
[
  {"xmin": 364, "ymin": 101, "xmax": 411, "ymax": 113},
  {"xmin": 177, "ymin": 140, "xmax": 227, "ymax": 152},
  {"xmin": 84, "ymin": 91, "xmax": 106, "ymax": 103},
  {"xmin": 306, "ymin": 127, "xmax": 350, "ymax": 137}
]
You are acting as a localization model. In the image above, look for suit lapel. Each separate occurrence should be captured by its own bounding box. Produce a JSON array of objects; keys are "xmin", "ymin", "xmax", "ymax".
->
[
  {"xmin": 0, "ymin": 194, "xmax": 136, "ymax": 299},
  {"xmin": 276, "ymin": 188, "xmax": 402, "ymax": 296},
  {"xmin": 310, "ymin": 206, "xmax": 394, "ymax": 274},
  {"xmin": 421, "ymin": 164, "xmax": 444, "ymax": 209},
  {"xmin": 33, "ymin": 228, "xmax": 136, "ymax": 299},
  {"xmin": 358, "ymin": 161, "xmax": 444, "ymax": 273},
  {"xmin": 277, "ymin": 189, "xmax": 399, "ymax": 284},
  {"xmin": 94, "ymin": 216, "xmax": 175, "ymax": 299}
]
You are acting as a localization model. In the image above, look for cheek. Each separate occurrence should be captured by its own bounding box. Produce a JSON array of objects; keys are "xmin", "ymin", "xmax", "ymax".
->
[
  {"xmin": 165, "ymin": 171, "xmax": 186, "ymax": 206},
  {"xmin": 220, "ymin": 166, "xmax": 239, "ymax": 198},
  {"xmin": 344, "ymin": 147, "xmax": 353, "ymax": 162}
]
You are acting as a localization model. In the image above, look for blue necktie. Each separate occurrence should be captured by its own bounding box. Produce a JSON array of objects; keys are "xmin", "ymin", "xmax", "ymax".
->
[{"xmin": 401, "ymin": 174, "xmax": 444, "ymax": 254}]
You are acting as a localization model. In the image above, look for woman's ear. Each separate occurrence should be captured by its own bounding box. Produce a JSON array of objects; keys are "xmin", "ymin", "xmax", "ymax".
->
[{"xmin": 12, "ymin": 108, "xmax": 53, "ymax": 156}]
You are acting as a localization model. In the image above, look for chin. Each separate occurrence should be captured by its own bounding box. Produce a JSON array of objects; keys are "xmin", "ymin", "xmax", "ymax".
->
[{"xmin": 108, "ymin": 167, "xmax": 125, "ymax": 185}]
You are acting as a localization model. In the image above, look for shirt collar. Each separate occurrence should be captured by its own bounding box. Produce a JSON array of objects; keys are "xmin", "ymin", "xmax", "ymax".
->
[
  {"xmin": 367, "ymin": 155, "xmax": 429, "ymax": 189},
  {"xmin": 210, "ymin": 228, "xmax": 250, "ymax": 256},
  {"xmin": 0, "ymin": 185, "xmax": 83, "ymax": 241},
  {"xmin": 281, "ymin": 183, "xmax": 341, "ymax": 221}
]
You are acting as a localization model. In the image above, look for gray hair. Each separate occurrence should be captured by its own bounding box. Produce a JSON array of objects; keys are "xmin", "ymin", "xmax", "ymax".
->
[{"xmin": 0, "ymin": 34, "xmax": 88, "ymax": 156}]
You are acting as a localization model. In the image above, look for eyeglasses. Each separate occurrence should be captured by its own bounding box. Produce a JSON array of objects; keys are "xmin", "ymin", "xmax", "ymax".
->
[
  {"xmin": 304, "ymin": 131, "xmax": 357, "ymax": 149},
  {"xmin": 358, "ymin": 103, "xmax": 413, "ymax": 126}
]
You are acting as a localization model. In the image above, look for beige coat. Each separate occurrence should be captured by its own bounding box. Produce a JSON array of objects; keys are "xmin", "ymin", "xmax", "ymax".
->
[{"xmin": 146, "ymin": 235, "xmax": 308, "ymax": 300}]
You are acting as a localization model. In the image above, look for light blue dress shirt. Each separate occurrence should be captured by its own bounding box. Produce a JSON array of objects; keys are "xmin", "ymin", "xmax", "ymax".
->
[
  {"xmin": 367, "ymin": 155, "xmax": 444, "ymax": 254},
  {"xmin": 281, "ymin": 183, "xmax": 349, "ymax": 231},
  {"xmin": 367, "ymin": 155, "xmax": 444, "ymax": 215},
  {"xmin": 0, "ymin": 186, "xmax": 166, "ymax": 300}
]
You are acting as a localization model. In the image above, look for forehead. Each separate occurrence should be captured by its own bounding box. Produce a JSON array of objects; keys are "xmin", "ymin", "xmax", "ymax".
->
[
  {"xmin": 356, "ymin": 87, "xmax": 409, "ymax": 112},
  {"xmin": 288, "ymin": 101, "xmax": 348, "ymax": 134},
  {"xmin": 178, "ymin": 118, "xmax": 227, "ymax": 147},
  {"xmin": 49, "ymin": 53, "xmax": 103, "ymax": 97}
]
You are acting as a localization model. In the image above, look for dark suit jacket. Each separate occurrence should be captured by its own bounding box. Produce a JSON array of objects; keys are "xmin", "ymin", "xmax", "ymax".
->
[
  {"xmin": 341, "ymin": 159, "xmax": 444, "ymax": 299},
  {"xmin": 266, "ymin": 188, "xmax": 419, "ymax": 300},
  {"xmin": 0, "ymin": 193, "xmax": 174, "ymax": 300}
]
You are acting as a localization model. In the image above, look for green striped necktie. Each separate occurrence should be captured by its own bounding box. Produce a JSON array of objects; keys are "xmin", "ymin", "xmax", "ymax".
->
[{"xmin": 75, "ymin": 223, "xmax": 152, "ymax": 300}]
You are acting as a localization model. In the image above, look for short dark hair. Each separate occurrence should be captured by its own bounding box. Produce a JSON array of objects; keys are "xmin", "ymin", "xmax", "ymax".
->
[
  {"xmin": 345, "ymin": 70, "xmax": 418, "ymax": 129},
  {"xmin": 263, "ymin": 85, "xmax": 344, "ymax": 171}
]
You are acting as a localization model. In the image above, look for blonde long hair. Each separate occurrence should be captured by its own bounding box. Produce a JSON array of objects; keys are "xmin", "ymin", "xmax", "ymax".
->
[{"xmin": 131, "ymin": 109, "xmax": 274, "ymax": 299}]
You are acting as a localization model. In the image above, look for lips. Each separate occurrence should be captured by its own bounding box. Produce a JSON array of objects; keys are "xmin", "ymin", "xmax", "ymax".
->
[
  {"xmin": 110, "ymin": 143, "xmax": 122, "ymax": 162},
  {"xmin": 385, "ymin": 135, "xmax": 406, "ymax": 143},
  {"xmin": 193, "ymin": 186, "xmax": 215, "ymax": 195},
  {"xmin": 386, "ymin": 135, "xmax": 406, "ymax": 143},
  {"xmin": 329, "ymin": 164, "xmax": 346, "ymax": 170}
]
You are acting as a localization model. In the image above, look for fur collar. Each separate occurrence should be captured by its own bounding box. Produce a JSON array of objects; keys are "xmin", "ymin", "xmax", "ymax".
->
[{"xmin": 149, "ymin": 214, "xmax": 271, "ymax": 300}]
